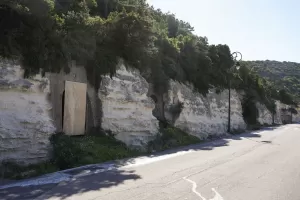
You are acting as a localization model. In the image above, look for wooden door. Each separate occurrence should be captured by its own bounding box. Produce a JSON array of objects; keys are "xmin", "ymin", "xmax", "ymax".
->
[{"xmin": 63, "ymin": 81, "xmax": 87, "ymax": 135}]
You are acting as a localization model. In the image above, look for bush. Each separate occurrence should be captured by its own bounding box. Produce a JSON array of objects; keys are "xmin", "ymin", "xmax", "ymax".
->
[
  {"xmin": 49, "ymin": 132, "xmax": 141, "ymax": 170},
  {"xmin": 0, "ymin": 161, "xmax": 58, "ymax": 180},
  {"xmin": 242, "ymin": 96, "xmax": 259, "ymax": 125},
  {"xmin": 3, "ymin": 126, "xmax": 202, "ymax": 179},
  {"xmin": 49, "ymin": 133, "xmax": 83, "ymax": 169},
  {"xmin": 148, "ymin": 124, "xmax": 202, "ymax": 152}
]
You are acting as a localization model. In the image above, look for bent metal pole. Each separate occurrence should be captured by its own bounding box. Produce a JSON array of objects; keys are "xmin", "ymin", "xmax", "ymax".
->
[{"xmin": 228, "ymin": 51, "xmax": 242, "ymax": 133}]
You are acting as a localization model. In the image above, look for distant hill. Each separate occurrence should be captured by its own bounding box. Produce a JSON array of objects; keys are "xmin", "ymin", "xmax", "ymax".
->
[{"xmin": 243, "ymin": 60, "xmax": 300, "ymax": 101}]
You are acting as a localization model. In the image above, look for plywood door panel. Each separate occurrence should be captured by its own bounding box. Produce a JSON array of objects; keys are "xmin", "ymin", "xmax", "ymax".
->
[{"xmin": 63, "ymin": 81, "xmax": 87, "ymax": 135}]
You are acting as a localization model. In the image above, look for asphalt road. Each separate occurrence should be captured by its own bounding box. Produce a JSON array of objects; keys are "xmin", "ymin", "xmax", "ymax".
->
[{"xmin": 5, "ymin": 124, "xmax": 300, "ymax": 200}]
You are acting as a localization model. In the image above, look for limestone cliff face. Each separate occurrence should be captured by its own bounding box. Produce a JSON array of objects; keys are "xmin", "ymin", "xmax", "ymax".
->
[
  {"xmin": 294, "ymin": 111, "xmax": 300, "ymax": 123},
  {"xmin": 275, "ymin": 101, "xmax": 292, "ymax": 124},
  {"xmin": 164, "ymin": 81, "xmax": 246, "ymax": 139},
  {"xmin": 257, "ymin": 101, "xmax": 290, "ymax": 125},
  {"xmin": 0, "ymin": 61, "xmax": 55, "ymax": 164},
  {"xmin": 1, "ymin": 62, "xmax": 295, "ymax": 164},
  {"xmin": 256, "ymin": 103, "xmax": 273, "ymax": 125},
  {"xmin": 99, "ymin": 65, "xmax": 159, "ymax": 147}
]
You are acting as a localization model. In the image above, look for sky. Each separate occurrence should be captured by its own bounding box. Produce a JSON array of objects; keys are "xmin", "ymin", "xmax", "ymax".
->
[{"xmin": 148, "ymin": 0, "xmax": 300, "ymax": 62}]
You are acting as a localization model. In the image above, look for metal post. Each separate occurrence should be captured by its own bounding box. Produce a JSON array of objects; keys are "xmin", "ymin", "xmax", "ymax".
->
[
  {"xmin": 291, "ymin": 108, "xmax": 293, "ymax": 123},
  {"xmin": 228, "ymin": 79, "xmax": 231, "ymax": 133},
  {"xmin": 228, "ymin": 51, "xmax": 242, "ymax": 134}
]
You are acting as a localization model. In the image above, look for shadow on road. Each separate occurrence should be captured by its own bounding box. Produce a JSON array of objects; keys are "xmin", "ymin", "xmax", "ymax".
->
[
  {"xmin": 118, "ymin": 126, "xmax": 282, "ymax": 166},
  {"xmin": 0, "ymin": 169, "xmax": 141, "ymax": 200},
  {"xmin": 38, "ymin": 169, "xmax": 141, "ymax": 200},
  {"xmin": 0, "ymin": 183, "xmax": 57, "ymax": 200}
]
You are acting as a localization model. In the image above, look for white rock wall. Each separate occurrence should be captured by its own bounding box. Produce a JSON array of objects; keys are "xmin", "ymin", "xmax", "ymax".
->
[
  {"xmin": 99, "ymin": 65, "xmax": 159, "ymax": 147},
  {"xmin": 2, "ymin": 60, "xmax": 297, "ymax": 164},
  {"xmin": 257, "ymin": 101, "xmax": 291, "ymax": 125},
  {"xmin": 293, "ymin": 110, "xmax": 300, "ymax": 123},
  {"xmin": 0, "ymin": 61, "xmax": 55, "ymax": 165},
  {"xmin": 256, "ymin": 103, "xmax": 273, "ymax": 125},
  {"xmin": 165, "ymin": 81, "xmax": 246, "ymax": 139},
  {"xmin": 275, "ymin": 101, "xmax": 289, "ymax": 124}
]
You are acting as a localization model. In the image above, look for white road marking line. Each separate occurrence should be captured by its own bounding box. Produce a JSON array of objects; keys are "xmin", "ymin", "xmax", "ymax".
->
[
  {"xmin": 183, "ymin": 177, "xmax": 224, "ymax": 200},
  {"xmin": 183, "ymin": 177, "xmax": 207, "ymax": 200},
  {"xmin": 210, "ymin": 188, "xmax": 224, "ymax": 200}
]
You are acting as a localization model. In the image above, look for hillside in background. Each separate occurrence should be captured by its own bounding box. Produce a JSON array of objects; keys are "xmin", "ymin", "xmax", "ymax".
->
[{"xmin": 243, "ymin": 60, "xmax": 300, "ymax": 101}]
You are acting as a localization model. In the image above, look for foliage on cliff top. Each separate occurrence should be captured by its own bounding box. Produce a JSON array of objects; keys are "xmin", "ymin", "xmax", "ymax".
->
[
  {"xmin": 0, "ymin": 0, "xmax": 295, "ymax": 106},
  {"xmin": 243, "ymin": 60, "xmax": 300, "ymax": 102}
]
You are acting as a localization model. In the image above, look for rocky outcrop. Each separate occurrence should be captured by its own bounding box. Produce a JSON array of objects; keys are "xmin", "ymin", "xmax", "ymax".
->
[
  {"xmin": 99, "ymin": 65, "xmax": 159, "ymax": 147},
  {"xmin": 293, "ymin": 110, "xmax": 300, "ymax": 123},
  {"xmin": 256, "ymin": 103, "xmax": 273, "ymax": 125},
  {"xmin": 164, "ymin": 81, "xmax": 246, "ymax": 139},
  {"xmin": 275, "ymin": 101, "xmax": 290, "ymax": 124},
  {"xmin": 0, "ymin": 61, "xmax": 55, "ymax": 165},
  {"xmin": 2, "ymin": 60, "xmax": 296, "ymax": 164},
  {"xmin": 257, "ymin": 101, "xmax": 292, "ymax": 125}
]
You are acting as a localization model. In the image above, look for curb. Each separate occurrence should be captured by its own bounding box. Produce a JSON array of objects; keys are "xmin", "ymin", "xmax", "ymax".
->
[{"xmin": 0, "ymin": 162, "xmax": 117, "ymax": 190}]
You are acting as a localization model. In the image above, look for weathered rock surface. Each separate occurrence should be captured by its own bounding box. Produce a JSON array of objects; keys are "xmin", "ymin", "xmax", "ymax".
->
[
  {"xmin": 165, "ymin": 81, "xmax": 246, "ymax": 139},
  {"xmin": 275, "ymin": 101, "xmax": 291, "ymax": 124},
  {"xmin": 1, "ymin": 60, "xmax": 297, "ymax": 165},
  {"xmin": 256, "ymin": 103, "xmax": 273, "ymax": 125},
  {"xmin": 0, "ymin": 61, "xmax": 55, "ymax": 165},
  {"xmin": 99, "ymin": 65, "xmax": 159, "ymax": 147},
  {"xmin": 257, "ymin": 101, "xmax": 291, "ymax": 125},
  {"xmin": 293, "ymin": 111, "xmax": 300, "ymax": 123},
  {"xmin": 0, "ymin": 92, "xmax": 56, "ymax": 164}
]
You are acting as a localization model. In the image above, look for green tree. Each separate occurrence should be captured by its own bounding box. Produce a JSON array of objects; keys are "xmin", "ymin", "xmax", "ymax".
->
[{"xmin": 0, "ymin": 0, "xmax": 296, "ymax": 126}]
